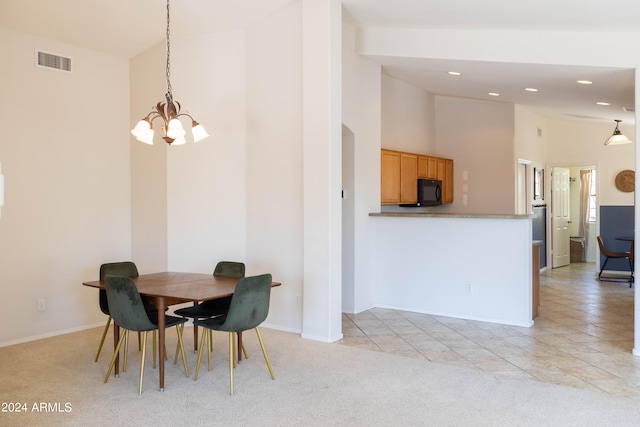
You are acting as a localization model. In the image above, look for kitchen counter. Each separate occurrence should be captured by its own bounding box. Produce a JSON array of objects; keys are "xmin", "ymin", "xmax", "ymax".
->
[{"xmin": 370, "ymin": 212, "xmax": 533, "ymax": 219}]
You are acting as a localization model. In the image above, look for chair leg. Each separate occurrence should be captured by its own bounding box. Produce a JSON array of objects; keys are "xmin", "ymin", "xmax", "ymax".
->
[
  {"xmin": 229, "ymin": 332, "xmax": 235, "ymax": 395},
  {"xmin": 194, "ymin": 327, "xmax": 209, "ymax": 381},
  {"xmin": 104, "ymin": 331, "xmax": 127, "ymax": 383},
  {"xmin": 175, "ymin": 324, "xmax": 189, "ymax": 377},
  {"xmin": 123, "ymin": 330, "xmax": 129, "ymax": 372},
  {"xmin": 138, "ymin": 331, "xmax": 148, "ymax": 395},
  {"xmin": 255, "ymin": 327, "xmax": 275, "ymax": 380},
  {"xmin": 95, "ymin": 316, "xmax": 112, "ymax": 362},
  {"xmin": 174, "ymin": 323, "xmax": 184, "ymax": 365},
  {"xmin": 138, "ymin": 331, "xmax": 142, "ymax": 351},
  {"xmin": 599, "ymin": 257, "xmax": 610, "ymax": 279}
]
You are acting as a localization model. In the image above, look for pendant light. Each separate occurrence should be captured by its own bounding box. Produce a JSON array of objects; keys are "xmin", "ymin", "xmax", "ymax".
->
[
  {"xmin": 130, "ymin": 0, "xmax": 209, "ymax": 145},
  {"xmin": 604, "ymin": 120, "xmax": 632, "ymax": 145}
]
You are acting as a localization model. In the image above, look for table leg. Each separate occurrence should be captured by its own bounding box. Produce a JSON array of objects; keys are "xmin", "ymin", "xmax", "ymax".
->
[
  {"xmin": 157, "ymin": 297, "xmax": 166, "ymax": 391},
  {"xmin": 113, "ymin": 323, "xmax": 120, "ymax": 377},
  {"xmin": 193, "ymin": 301, "xmax": 198, "ymax": 352}
]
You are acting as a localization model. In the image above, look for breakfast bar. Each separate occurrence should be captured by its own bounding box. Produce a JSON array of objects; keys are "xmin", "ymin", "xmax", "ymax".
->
[{"xmin": 369, "ymin": 212, "xmax": 535, "ymax": 327}]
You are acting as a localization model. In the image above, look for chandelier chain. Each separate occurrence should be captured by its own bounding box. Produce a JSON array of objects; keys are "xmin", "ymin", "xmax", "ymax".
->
[{"xmin": 165, "ymin": 0, "xmax": 173, "ymax": 103}]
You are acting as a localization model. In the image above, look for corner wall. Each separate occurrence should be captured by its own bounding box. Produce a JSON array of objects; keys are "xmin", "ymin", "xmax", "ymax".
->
[{"xmin": 0, "ymin": 28, "xmax": 131, "ymax": 346}]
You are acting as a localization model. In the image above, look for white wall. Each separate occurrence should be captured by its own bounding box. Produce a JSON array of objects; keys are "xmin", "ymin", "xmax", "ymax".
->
[
  {"xmin": 130, "ymin": 42, "xmax": 168, "ymax": 274},
  {"xmin": 545, "ymin": 119, "xmax": 634, "ymax": 207},
  {"xmin": 514, "ymin": 105, "xmax": 547, "ymax": 209},
  {"xmin": 0, "ymin": 28, "xmax": 131, "ymax": 346},
  {"xmin": 166, "ymin": 31, "xmax": 248, "ymax": 274},
  {"xmin": 246, "ymin": 2, "xmax": 304, "ymax": 332},
  {"xmin": 435, "ymin": 96, "xmax": 515, "ymax": 214},
  {"xmin": 342, "ymin": 21, "xmax": 382, "ymax": 313},
  {"xmin": 381, "ymin": 75, "xmax": 436, "ymax": 153},
  {"xmin": 373, "ymin": 215, "xmax": 533, "ymax": 327}
]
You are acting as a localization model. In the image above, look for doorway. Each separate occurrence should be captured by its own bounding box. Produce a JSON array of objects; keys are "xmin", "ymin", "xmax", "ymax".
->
[{"xmin": 548, "ymin": 164, "xmax": 598, "ymax": 269}]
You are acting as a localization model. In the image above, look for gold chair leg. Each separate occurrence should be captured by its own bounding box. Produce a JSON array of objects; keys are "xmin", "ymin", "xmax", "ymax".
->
[
  {"xmin": 95, "ymin": 316, "xmax": 111, "ymax": 362},
  {"xmin": 229, "ymin": 332, "xmax": 235, "ymax": 395},
  {"xmin": 104, "ymin": 332, "xmax": 127, "ymax": 383},
  {"xmin": 255, "ymin": 327, "xmax": 275, "ymax": 380},
  {"xmin": 123, "ymin": 330, "xmax": 129, "ymax": 372},
  {"xmin": 173, "ymin": 323, "xmax": 184, "ymax": 365},
  {"xmin": 232, "ymin": 332, "xmax": 238, "ymax": 369},
  {"xmin": 138, "ymin": 331, "xmax": 148, "ymax": 395},
  {"xmin": 176, "ymin": 324, "xmax": 189, "ymax": 377},
  {"xmin": 194, "ymin": 327, "xmax": 209, "ymax": 381}
]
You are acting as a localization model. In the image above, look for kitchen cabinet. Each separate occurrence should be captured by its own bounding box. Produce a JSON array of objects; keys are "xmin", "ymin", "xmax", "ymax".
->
[
  {"xmin": 443, "ymin": 159, "xmax": 454, "ymax": 203},
  {"xmin": 417, "ymin": 155, "xmax": 438, "ymax": 179},
  {"xmin": 400, "ymin": 153, "xmax": 418, "ymax": 204},
  {"xmin": 381, "ymin": 149, "xmax": 454, "ymax": 205},
  {"xmin": 381, "ymin": 149, "xmax": 400, "ymax": 204}
]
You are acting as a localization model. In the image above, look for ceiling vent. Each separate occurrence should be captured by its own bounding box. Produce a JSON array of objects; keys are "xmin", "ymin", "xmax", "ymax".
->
[
  {"xmin": 623, "ymin": 106, "xmax": 635, "ymax": 113},
  {"xmin": 36, "ymin": 50, "xmax": 72, "ymax": 73}
]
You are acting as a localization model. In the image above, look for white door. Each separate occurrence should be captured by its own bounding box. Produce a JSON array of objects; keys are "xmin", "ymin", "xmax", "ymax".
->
[{"xmin": 552, "ymin": 167, "xmax": 570, "ymax": 268}]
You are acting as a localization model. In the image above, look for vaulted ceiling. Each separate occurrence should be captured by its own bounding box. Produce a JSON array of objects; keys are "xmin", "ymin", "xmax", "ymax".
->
[{"xmin": 1, "ymin": 0, "xmax": 637, "ymax": 124}]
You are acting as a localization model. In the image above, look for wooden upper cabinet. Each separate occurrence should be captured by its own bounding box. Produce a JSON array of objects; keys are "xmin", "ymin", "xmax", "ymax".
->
[
  {"xmin": 400, "ymin": 153, "xmax": 418, "ymax": 204},
  {"xmin": 443, "ymin": 159, "xmax": 454, "ymax": 203},
  {"xmin": 381, "ymin": 149, "xmax": 401, "ymax": 204},
  {"xmin": 381, "ymin": 149, "xmax": 454, "ymax": 205},
  {"xmin": 417, "ymin": 156, "xmax": 428, "ymax": 178},
  {"xmin": 427, "ymin": 156, "xmax": 438, "ymax": 179},
  {"xmin": 418, "ymin": 155, "xmax": 438, "ymax": 179}
]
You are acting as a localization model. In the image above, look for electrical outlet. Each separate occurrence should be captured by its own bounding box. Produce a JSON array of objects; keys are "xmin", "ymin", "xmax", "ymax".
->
[
  {"xmin": 465, "ymin": 284, "xmax": 473, "ymax": 295},
  {"xmin": 38, "ymin": 299, "xmax": 45, "ymax": 311}
]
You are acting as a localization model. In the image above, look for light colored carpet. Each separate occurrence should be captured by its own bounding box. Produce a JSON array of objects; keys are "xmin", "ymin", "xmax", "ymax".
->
[{"xmin": 1, "ymin": 326, "xmax": 640, "ymax": 426}]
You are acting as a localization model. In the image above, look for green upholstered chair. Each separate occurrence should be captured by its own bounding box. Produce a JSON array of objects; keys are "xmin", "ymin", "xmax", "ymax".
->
[
  {"xmin": 95, "ymin": 262, "xmax": 149, "ymax": 364},
  {"xmin": 103, "ymin": 276, "xmax": 189, "ymax": 395},
  {"xmin": 193, "ymin": 273, "xmax": 275, "ymax": 395},
  {"xmin": 173, "ymin": 261, "xmax": 247, "ymax": 361}
]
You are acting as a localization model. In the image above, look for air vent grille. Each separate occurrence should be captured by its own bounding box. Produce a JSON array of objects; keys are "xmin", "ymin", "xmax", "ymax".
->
[
  {"xmin": 36, "ymin": 50, "xmax": 72, "ymax": 72},
  {"xmin": 623, "ymin": 106, "xmax": 635, "ymax": 113}
]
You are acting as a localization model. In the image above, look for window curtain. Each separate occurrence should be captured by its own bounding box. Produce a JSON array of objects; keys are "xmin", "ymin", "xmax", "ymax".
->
[{"xmin": 579, "ymin": 169, "xmax": 592, "ymax": 262}]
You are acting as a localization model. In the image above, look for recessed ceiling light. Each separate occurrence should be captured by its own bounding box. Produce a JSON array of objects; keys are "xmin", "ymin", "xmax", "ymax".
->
[
  {"xmin": 447, "ymin": 71, "xmax": 461, "ymax": 76},
  {"xmin": 525, "ymin": 88, "xmax": 538, "ymax": 92},
  {"xmin": 577, "ymin": 80, "xmax": 593, "ymax": 85},
  {"xmin": 488, "ymin": 92, "xmax": 500, "ymax": 97},
  {"xmin": 597, "ymin": 102, "xmax": 611, "ymax": 106}
]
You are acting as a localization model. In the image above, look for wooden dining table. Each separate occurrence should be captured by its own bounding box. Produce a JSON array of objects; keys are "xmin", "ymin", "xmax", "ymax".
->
[{"xmin": 83, "ymin": 272, "xmax": 281, "ymax": 391}]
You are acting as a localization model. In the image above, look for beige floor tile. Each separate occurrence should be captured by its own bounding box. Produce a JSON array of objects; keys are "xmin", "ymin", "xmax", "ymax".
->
[{"xmin": 340, "ymin": 262, "xmax": 639, "ymax": 400}]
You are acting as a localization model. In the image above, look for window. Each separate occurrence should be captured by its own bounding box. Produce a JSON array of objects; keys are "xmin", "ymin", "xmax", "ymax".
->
[{"xmin": 589, "ymin": 170, "xmax": 597, "ymax": 223}]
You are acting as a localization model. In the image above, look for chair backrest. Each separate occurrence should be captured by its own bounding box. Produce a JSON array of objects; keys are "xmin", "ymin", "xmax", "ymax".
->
[
  {"xmin": 219, "ymin": 273, "xmax": 272, "ymax": 333},
  {"xmin": 99, "ymin": 262, "xmax": 139, "ymax": 315},
  {"xmin": 597, "ymin": 236, "xmax": 613, "ymax": 257},
  {"xmin": 214, "ymin": 261, "xmax": 245, "ymax": 278},
  {"xmin": 104, "ymin": 276, "xmax": 157, "ymax": 332}
]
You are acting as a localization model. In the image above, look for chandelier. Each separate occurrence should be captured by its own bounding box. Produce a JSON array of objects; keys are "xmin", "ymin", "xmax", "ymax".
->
[{"xmin": 130, "ymin": 0, "xmax": 209, "ymax": 145}]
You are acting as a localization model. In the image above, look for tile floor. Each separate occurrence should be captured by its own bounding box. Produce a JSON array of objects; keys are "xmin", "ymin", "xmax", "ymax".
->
[{"xmin": 340, "ymin": 262, "xmax": 640, "ymax": 399}]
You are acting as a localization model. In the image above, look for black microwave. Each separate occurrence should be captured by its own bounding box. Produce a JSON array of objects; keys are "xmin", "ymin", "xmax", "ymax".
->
[{"xmin": 401, "ymin": 179, "xmax": 442, "ymax": 207}]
